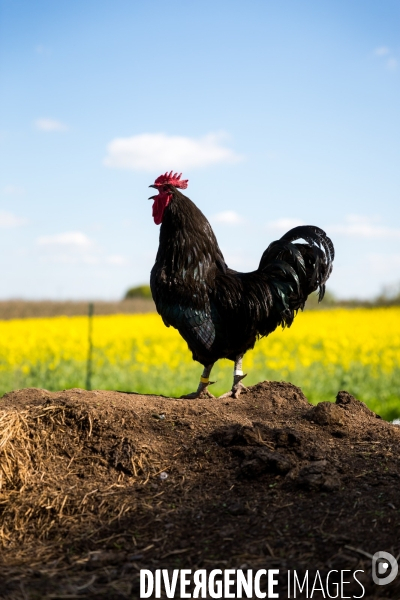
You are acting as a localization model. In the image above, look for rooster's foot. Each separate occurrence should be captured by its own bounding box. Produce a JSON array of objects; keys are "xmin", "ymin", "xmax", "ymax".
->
[
  {"xmin": 219, "ymin": 374, "xmax": 248, "ymax": 399},
  {"xmin": 180, "ymin": 389, "xmax": 215, "ymax": 400},
  {"xmin": 180, "ymin": 390, "xmax": 215, "ymax": 400},
  {"xmin": 180, "ymin": 380, "xmax": 215, "ymax": 400}
]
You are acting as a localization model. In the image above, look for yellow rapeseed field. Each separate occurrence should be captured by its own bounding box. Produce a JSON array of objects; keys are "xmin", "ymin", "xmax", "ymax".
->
[{"xmin": 0, "ymin": 307, "xmax": 399, "ymax": 419}]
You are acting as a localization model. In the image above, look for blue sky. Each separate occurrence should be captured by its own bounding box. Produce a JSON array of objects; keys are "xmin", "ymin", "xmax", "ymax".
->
[{"xmin": 1, "ymin": 0, "xmax": 399, "ymax": 299}]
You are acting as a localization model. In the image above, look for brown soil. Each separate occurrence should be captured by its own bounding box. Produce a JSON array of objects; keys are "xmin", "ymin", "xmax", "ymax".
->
[
  {"xmin": 0, "ymin": 382, "xmax": 399, "ymax": 599},
  {"xmin": 0, "ymin": 299, "xmax": 155, "ymax": 320}
]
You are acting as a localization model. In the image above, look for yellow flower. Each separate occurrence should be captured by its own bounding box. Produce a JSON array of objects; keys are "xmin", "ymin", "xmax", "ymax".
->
[
  {"xmin": 0, "ymin": 308, "xmax": 399, "ymax": 373},
  {"xmin": 0, "ymin": 307, "xmax": 399, "ymax": 419}
]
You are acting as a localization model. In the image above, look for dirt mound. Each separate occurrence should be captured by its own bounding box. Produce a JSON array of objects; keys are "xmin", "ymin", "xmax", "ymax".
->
[{"xmin": 0, "ymin": 382, "xmax": 399, "ymax": 599}]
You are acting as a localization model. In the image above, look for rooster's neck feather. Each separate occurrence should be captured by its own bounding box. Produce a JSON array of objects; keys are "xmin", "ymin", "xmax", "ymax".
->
[
  {"xmin": 151, "ymin": 190, "xmax": 225, "ymax": 308},
  {"xmin": 156, "ymin": 190, "xmax": 224, "ymax": 277}
]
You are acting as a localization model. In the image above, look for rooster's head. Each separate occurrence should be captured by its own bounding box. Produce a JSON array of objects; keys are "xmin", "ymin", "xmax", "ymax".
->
[{"xmin": 149, "ymin": 171, "xmax": 188, "ymax": 225}]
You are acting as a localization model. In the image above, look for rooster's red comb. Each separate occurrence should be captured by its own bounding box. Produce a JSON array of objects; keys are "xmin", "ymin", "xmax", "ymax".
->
[{"xmin": 154, "ymin": 171, "xmax": 188, "ymax": 189}]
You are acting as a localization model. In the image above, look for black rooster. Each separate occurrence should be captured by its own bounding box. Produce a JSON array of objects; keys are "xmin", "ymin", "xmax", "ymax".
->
[{"xmin": 149, "ymin": 172, "xmax": 334, "ymax": 399}]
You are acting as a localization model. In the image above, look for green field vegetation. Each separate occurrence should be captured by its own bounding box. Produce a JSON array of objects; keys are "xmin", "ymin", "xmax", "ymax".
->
[
  {"xmin": 1, "ymin": 354, "xmax": 399, "ymax": 422},
  {"xmin": 0, "ymin": 308, "xmax": 399, "ymax": 422}
]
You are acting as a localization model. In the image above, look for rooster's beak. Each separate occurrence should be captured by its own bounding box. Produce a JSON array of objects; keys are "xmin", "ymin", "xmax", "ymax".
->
[
  {"xmin": 149, "ymin": 185, "xmax": 157, "ymax": 189},
  {"xmin": 148, "ymin": 185, "xmax": 158, "ymax": 200},
  {"xmin": 148, "ymin": 184, "xmax": 157, "ymax": 199}
]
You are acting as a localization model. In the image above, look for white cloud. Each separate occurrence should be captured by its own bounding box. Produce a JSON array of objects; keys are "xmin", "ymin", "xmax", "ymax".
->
[
  {"xmin": 37, "ymin": 231, "xmax": 94, "ymax": 249},
  {"xmin": 368, "ymin": 253, "xmax": 400, "ymax": 276},
  {"xmin": 106, "ymin": 254, "xmax": 129, "ymax": 266},
  {"xmin": 39, "ymin": 254, "xmax": 100, "ymax": 265},
  {"xmin": 103, "ymin": 132, "xmax": 243, "ymax": 171},
  {"xmin": 330, "ymin": 215, "xmax": 400, "ymax": 239},
  {"xmin": 35, "ymin": 232, "xmax": 130, "ymax": 266},
  {"xmin": 2, "ymin": 185, "xmax": 25, "ymax": 195},
  {"xmin": 211, "ymin": 210, "xmax": 245, "ymax": 225},
  {"xmin": 0, "ymin": 211, "xmax": 27, "ymax": 228},
  {"xmin": 37, "ymin": 232, "xmax": 97, "ymax": 263},
  {"xmin": 375, "ymin": 46, "xmax": 390, "ymax": 56},
  {"xmin": 374, "ymin": 47, "xmax": 397, "ymax": 71},
  {"xmin": 34, "ymin": 118, "xmax": 68, "ymax": 132},
  {"xmin": 265, "ymin": 218, "xmax": 304, "ymax": 233},
  {"xmin": 36, "ymin": 238, "xmax": 98, "ymax": 263}
]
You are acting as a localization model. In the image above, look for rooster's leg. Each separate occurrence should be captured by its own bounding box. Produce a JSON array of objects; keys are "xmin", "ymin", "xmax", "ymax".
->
[
  {"xmin": 219, "ymin": 355, "xmax": 248, "ymax": 399},
  {"xmin": 180, "ymin": 364, "xmax": 215, "ymax": 399}
]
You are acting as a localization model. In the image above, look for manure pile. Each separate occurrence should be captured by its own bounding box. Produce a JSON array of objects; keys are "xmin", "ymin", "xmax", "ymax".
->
[{"xmin": 0, "ymin": 383, "xmax": 399, "ymax": 599}]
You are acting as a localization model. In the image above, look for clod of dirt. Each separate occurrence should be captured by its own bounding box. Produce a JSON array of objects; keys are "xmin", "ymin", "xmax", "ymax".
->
[
  {"xmin": 0, "ymin": 381, "xmax": 399, "ymax": 599},
  {"xmin": 240, "ymin": 449, "xmax": 293, "ymax": 477},
  {"xmin": 336, "ymin": 389, "xmax": 382, "ymax": 419},
  {"xmin": 305, "ymin": 401, "xmax": 348, "ymax": 427},
  {"xmin": 274, "ymin": 427, "xmax": 304, "ymax": 448},
  {"xmin": 213, "ymin": 423, "xmax": 275, "ymax": 447},
  {"xmin": 292, "ymin": 460, "xmax": 341, "ymax": 491}
]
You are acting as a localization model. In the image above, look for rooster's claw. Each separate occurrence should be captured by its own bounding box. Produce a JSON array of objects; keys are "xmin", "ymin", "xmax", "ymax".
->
[
  {"xmin": 219, "ymin": 374, "xmax": 248, "ymax": 399},
  {"xmin": 180, "ymin": 389, "xmax": 215, "ymax": 400},
  {"xmin": 180, "ymin": 380, "xmax": 215, "ymax": 400}
]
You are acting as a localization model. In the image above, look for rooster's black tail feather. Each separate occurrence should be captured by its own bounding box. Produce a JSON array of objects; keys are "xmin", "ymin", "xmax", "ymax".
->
[{"xmin": 258, "ymin": 225, "xmax": 334, "ymax": 324}]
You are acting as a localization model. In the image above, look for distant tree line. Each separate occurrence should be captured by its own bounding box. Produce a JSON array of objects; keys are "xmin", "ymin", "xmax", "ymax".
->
[
  {"xmin": 305, "ymin": 282, "xmax": 400, "ymax": 310},
  {"xmin": 125, "ymin": 283, "xmax": 400, "ymax": 309},
  {"xmin": 124, "ymin": 285, "xmax": 152, "ymax": 299}
]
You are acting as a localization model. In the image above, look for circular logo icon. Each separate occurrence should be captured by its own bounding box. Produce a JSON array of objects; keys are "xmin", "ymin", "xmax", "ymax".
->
[{"xmin": 372, "ymin": 551, "xmax": 398, "ymax": 586}]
